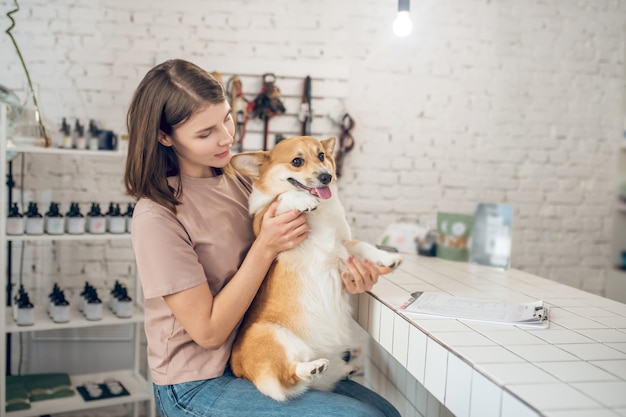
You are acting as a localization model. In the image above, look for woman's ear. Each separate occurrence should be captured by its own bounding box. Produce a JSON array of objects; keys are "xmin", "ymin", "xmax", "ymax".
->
[{"xmin": 158, "ymin": 131, "xmax": 172, "ymax": 147}]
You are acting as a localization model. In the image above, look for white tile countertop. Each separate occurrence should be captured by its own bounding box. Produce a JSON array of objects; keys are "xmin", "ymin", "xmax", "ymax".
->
[{"xmin": 357, "ymin": 254, "xmax": 626, "ymax": 417}]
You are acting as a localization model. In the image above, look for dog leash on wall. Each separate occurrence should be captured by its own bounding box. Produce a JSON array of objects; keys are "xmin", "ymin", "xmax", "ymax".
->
[
  {"xmin": 247, "ymin": 73, "xmax": 286, "ymax": 151},
  {"xmin": 226, "ymin": 75, "xmax": 248, "ymax": 153},
  {"xmin": 335, "ymin": 113, "xmax": 355, "ymax": 178},
  {"xmin": 299, "ymin": 75, "xmax": 312, "ymax": 136}
]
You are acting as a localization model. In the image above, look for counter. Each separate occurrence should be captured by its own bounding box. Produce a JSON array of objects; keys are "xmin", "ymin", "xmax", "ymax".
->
[{"xmin": 358, "ymin": 254, "xmax": 626, "ymax": 417}]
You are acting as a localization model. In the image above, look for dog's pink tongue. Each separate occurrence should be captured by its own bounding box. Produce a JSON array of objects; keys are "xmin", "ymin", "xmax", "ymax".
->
[{"xmin": 312, "ymin": 187, "xmax": 332, "ymax": 200}]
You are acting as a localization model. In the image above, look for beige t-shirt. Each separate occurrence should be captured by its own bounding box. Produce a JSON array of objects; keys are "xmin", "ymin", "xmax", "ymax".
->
[{"xmin": 131, "ymin": 172, "xmax": 254, "ymax": 385}]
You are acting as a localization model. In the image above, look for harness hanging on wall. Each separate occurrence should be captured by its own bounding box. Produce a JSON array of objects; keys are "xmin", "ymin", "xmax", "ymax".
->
[
  {"xmin": 226, "ymin": 76, "xmax": 248, "ymax": 152},
  {"xmin": 299, "ymin": 75, "xmax": 312, "ymax": 136},
  {"xmin": 335, "ymin": 113, "xmax": 355, "ymax": 178},
  {"xmin": 247, "ymin": 73, "xmax": 286, "ymax": 151},
  {"xmin": 210, "ymin": 71, "xmax": 224, "ymax": 86}
]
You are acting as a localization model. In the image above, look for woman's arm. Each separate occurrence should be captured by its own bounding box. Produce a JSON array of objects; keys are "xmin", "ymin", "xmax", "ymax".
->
[{"xmin": 164, "ymin": 201, "xmax": 308, "ymax": 349}]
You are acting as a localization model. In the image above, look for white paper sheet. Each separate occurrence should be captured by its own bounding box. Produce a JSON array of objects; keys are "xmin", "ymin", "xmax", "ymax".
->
[{"xmin": 397, "ymin": 291, "xmax": 549, "ymax": 328}]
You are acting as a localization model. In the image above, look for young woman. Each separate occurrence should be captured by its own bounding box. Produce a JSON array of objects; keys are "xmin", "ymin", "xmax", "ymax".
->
[{"xmin": 124, "ymin": 59, "xmax": 400, "ymax": 417}]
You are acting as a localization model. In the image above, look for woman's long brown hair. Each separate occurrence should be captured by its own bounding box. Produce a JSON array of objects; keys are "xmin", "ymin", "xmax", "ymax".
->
[{"xmin": 124, "ymin": 59, "xmax": 227, "ymax": 213}]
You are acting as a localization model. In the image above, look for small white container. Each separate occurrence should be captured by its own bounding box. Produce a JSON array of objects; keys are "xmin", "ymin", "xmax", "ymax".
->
[
  {"xmin": 16, "ymin": 304, "xmax": 34, "ymax": 326},
  {"xmin": 84, "ymin": 299, "xmax": 103, "ymax": 321},
  {"xmin": 26, "ymin": 217, "xmax": 44, "ymax": 235},
  {"xmin": 115, "ymin": 299, "xmax": 133, "ymax": 318},
  {"xmin": 108, "ymin": 217, "xmax": 126, "ymax": 234},
  {"xmin": 6, "ymin": 217, "xmax": 25, "ymax": 235},
  {"xmin": 87, "ymin": 216, "xmax": 106, "ymax": 234},
  {"xmin": 88, "ymin": 136, "xmax": 99, "ymax": 151},
  {"xmin": 66, "ymin": 217, "xmax": 86, "ymax": 234},
  {"xmin": 7, "ymin": 203, "xmax": 25, "ymax": 235},
  {"xmin": 45, "ymin": 217, "xmax": 65, "ymax": 235},
  {"xmin": 52, "ymin": 301, "xmax": 70, "ymax": 323}
]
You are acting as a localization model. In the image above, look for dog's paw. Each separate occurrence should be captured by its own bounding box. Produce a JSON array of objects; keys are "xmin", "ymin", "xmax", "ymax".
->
[
  {"xmin": 347, "ymin": 364, "xmax": 361, "ymax": 378},
  {"xmin": 295, "ymin": 359, "xmax": 329, "ymax": 381},
  {"xmin": 373, "ymin": 250, "xmax": 403, "ymax": 270},
  {"xmin": 342, "ymin": 347, "xmax": 362, "ymax": 363},
  {"xmin": 278, "ymin": 191, "xmax": 319, "ymax": 213}
]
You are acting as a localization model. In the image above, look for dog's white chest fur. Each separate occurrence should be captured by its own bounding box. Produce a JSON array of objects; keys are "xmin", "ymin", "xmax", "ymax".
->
[{"xmin": 274, "ymin": 188, "xmax": 355, "ymax": 349}]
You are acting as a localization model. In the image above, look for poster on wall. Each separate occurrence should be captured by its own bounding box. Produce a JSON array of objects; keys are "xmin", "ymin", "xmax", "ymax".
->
[{"xmin": 470, "ymin": 203, "xmax": 513, "ymax": 269}]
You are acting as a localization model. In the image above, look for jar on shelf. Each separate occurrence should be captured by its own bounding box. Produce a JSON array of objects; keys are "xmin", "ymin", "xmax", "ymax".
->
[
  {"xmin": 6, "ymin": 202, "xmax": 25, "ymax": 235},
  {"xmin": 45, "ymin": 202, "xmax": 64, "ymax": 235},
  {"xmin": 66, "ymin": 202, "xmax": 86, "ymax": 234},
  {"xmin": 25, "ymin": 202, "xmax": 44, "ymax": 235}
]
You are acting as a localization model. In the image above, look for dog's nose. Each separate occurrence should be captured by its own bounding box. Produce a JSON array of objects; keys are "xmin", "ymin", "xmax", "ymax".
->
[{"xmin": 318, "ymin": 173, "xmax": 332, "ymax": 185}]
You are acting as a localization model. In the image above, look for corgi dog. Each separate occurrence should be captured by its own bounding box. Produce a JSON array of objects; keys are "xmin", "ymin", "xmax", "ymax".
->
[{"xmin": 229, "ymin": 136, "xmax": 402, "ymax": 402}]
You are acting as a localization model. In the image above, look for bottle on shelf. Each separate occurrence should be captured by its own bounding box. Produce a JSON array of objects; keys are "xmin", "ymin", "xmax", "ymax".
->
[
  {"xmin": 12, "ymin": 284, "xmax": 27, "ymax": 321},
  {"xmin": 47, "ymin": 283, "xmax": 62, "ymax": 316},
  {"xmin": 25, "ymin": 202, "xmax": 44, "ymax": 235},
  {"xmin": 78, "ymin": 282, "xmax": 91, "ymax": 312},
  {"xmin": 88, "ymin": 119, "xmax": 100, "ymax": 151},
  {"xmin": 16, "ymin": 289, "xmax": 34, "ymax": 326},
  {"xmin": 45, "ymin": 202, "xmax": 64, "ymax": 235},
  {"xmin": 61, "ymin": 117, "xmax": 72, "ymax": 149},
  {"xmin": 109, "ymin": 280, "xmax": 133, "ymax": 318},
  {"xmin": 74, "ymin": 119, "xmax": 86, "ymax": 150},
  {"xmin": 124, "ymin": 203, "xmax": 134, "ymax": 233},
  {"xmin": 115, "ymin": 288, "xmax": 133, "ymax": 318},
  {"xmin": 6, "ymin": 202, "xmax": 25, "ymax": 235},
  {"xmin": 104, "ymin": 202, "xmax": 115, "ymax": 231},
  {"xmin": 79, "ymin": 281, "xmax": 103, "ymax": 320},
  {"xmin": 50, "ymin": 286, "xmax": 70, "ymax": 323},
  {"xmin": 108, "ymin": 203, "xmax": 126, "ymax": 234},
  {"xmin": 66, "ymin": 202, "xmax": 86, "ymax": 234},
  {"xmin": 84, "ymin": 294, "xmax": 103, "ymax": 321},
  {"xmin": 86, "ymin": 203, "xmax": 105, "ymax": 234}
]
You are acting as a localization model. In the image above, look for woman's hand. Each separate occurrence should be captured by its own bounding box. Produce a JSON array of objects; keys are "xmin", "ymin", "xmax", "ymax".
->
[
  {"xmin": 341, "ymin": 256, "xmax": 392, "ymax": 294},
  {"xmin": 256, "ymin": 200, "xmax": 309, "ymax": 257}
]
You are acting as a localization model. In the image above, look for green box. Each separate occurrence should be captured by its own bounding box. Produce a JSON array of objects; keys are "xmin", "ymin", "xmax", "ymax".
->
[{"xmin": 436, "ymin": 212, "xmax": 473, "ymax": 262}]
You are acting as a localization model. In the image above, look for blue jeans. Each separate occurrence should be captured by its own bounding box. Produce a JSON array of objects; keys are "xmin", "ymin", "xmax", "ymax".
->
[{"xmin": 153, "ymin": 368, "xmax": 401, "ymax": 417}]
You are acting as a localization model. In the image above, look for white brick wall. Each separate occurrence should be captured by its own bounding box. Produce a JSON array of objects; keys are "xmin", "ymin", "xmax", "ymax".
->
[{"xmin": 1, "ymin": 0, "xmax": 624, "ymax": 300}]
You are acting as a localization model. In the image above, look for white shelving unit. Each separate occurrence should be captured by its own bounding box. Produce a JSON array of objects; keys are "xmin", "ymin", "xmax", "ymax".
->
[{"xmin": 0, "ymin": 104, "xmax": 155, "ymax": 417}]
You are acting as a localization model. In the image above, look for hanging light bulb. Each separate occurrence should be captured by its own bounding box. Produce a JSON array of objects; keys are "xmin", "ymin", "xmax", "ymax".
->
[{"xmin": 393, "ymin": 0, "xmax": 413, "ymax": 37}]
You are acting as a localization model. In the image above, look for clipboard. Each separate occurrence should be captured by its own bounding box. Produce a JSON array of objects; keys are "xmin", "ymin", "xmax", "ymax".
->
[{"xmin": 398, "ymin": 291, "xmax": 549, "ymax": 328}]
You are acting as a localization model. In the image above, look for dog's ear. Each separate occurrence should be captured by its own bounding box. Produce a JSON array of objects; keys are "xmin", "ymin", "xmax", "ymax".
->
[
  {"xmin": 321, "ymin": 137, "xmax": 336, "ymax": 154},
  {"xmin": 230, "ymin": 152, "xmax": 269, "ymax": 179}
]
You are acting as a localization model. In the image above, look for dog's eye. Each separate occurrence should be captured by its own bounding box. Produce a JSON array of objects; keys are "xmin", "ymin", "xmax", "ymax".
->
[
  {"xmin": 318, "ymin": 152, "xmax": 325, "ymax": 162},
  {"xmin": 291, "ymin": 157, "xmax": 304, "ymax": 167}
]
